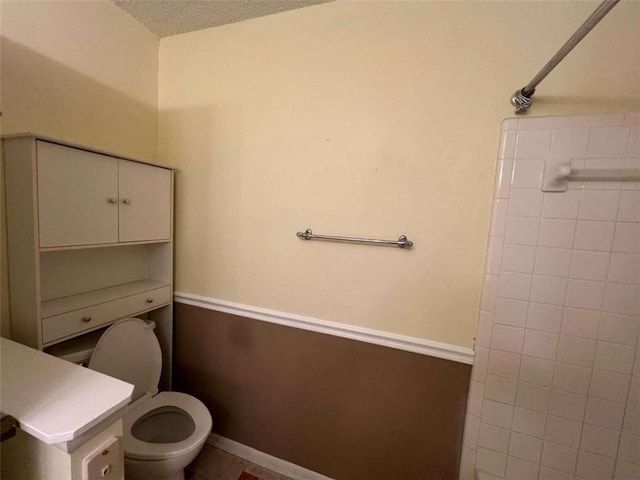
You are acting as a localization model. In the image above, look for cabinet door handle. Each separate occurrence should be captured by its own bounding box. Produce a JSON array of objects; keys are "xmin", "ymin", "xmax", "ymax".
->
[
  {"xmin": 107, "ymin": 197, "xmax": 118, "ymax": 204},
  {"xmin": 1, "ymin": 415, "xmax": 18, "ymax": 443},
  {"xmin": 146, "ymin": 298, "xmax": 154, "ymax": 304},
  {"xmin": 82, "ymin": 316, "xmax": 92, "ymax": 322},
  {"xmin": 122, "ymin": 198, "xmax": 132, "ymax": 205}
]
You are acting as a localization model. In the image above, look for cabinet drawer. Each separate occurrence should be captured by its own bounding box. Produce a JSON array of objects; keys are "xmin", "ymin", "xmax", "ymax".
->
[
  {"xmin": 42, "ymin": 304, "xmax": 115, "ymax": 344},
  {"xmin": 120, "ymin": 287, "xmax": 172, "ymax": 316},
  {"xmin": 42, "ymin": 286, "xmax": 171, "ymax": 344}
]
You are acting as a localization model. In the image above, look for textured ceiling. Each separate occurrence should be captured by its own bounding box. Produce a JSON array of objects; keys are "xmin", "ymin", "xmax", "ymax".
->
[{"xmin": 113, "ymin": 0, "xmax": 332, "ymax": 37}]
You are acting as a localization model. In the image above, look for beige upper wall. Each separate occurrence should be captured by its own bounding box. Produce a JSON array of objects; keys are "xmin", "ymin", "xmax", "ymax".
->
[
  {"xmin": 0, "ymin": 0, "xmax": 159, "ymax": 161},
  {"xmin": 159, "ymin": 1, "xmax": 640, "ymax": 348},
  {"xmin": 0, "ymin": 0, "xmax": 159, "ymax": 337},
  {"xmin": 1, "ymin": 0, "xmax": 637, "ymax": 348}
]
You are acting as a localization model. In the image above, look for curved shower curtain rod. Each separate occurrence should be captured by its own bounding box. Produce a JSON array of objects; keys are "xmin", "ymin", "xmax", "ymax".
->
[{"xmin": 511, "ymin": 0, "xmax": 620, "ymax": 114}]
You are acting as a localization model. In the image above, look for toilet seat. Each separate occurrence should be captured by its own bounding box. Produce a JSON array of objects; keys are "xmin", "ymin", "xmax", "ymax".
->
[
  {"xmin": 88, "ymin": 318, "xmax": 161, "ymax": 401},
  {"xmin": 124, "ymin": 391, "xmax": 212, "ymax": 461}
]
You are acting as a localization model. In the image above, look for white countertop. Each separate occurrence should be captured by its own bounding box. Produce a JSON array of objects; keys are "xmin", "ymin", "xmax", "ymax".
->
[{"xmin": 1, "ymin": 338, "xmax": 133, "ymax": 444}]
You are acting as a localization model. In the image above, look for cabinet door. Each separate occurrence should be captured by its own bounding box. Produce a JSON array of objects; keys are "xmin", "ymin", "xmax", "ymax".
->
[
  {"xmin": 118, "ymin": 160, "xmax": 172, "ymax": 242},
  {"xmin": 37, "ymin": 141, "xmax": 119, "ymax": 248}
]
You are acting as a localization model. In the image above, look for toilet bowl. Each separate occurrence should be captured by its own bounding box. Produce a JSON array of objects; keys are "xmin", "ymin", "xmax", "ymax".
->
[{"xmin": 88, "ymin": 318, "xmax": 212, "ymax": 480}]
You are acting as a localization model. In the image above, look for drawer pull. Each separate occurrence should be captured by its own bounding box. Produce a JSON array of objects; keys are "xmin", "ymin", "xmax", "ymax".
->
[
  {"xmin": 82, "ymin": 316, "xmax": 92, "ymax": 323},
  {"xmin": 122, "ymin": 198, "xmax": 132, "ymax": 205},
  {"xmin": 107, "ymin": 197, "xmax": 118, "ymax": 204},
  {"xmin": 145, "ymin": 298, "xmax": 154, "ymax": 304}
]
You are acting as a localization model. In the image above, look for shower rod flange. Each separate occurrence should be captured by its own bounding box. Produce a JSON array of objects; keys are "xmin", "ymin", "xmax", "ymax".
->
[
  {"xmin": 511, "ymin": 88, "xmax": 534, "ymax": 114},
  {"xmin": 510, "ymin": 0, "xmax": 619, "ymax": 114}
]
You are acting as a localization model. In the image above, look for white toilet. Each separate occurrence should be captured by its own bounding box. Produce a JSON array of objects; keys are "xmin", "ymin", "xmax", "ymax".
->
[{"xmin": 87, "ymin": 317, "xmax": 212, "ymax": 480}]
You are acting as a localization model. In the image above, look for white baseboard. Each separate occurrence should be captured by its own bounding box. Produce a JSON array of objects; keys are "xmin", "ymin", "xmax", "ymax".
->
[
  {"xmin": 174, "ymin": 291, "xmax": 474, "ymax": 365},
  {"xmin": 207, "ymin": 433, "xmax": 334, "ymax": 480}
]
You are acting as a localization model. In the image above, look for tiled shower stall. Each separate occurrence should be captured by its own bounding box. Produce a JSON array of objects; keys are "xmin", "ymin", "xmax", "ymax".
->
[{"xmin": 460, "ymin": 113, "xmax": 640, "ymax": 480}]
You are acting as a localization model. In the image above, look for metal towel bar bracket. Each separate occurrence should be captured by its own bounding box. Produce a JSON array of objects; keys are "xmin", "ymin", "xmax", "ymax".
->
[{"xmin": 296, "ymin": 229, "xmax": 414, "ymax": 249}]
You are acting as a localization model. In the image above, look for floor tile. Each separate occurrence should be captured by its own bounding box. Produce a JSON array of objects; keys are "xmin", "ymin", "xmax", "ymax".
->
[
  {"xmin": 186, "ymin": 471, "xmax": 211, "ymax": 480},
  {"xmin": 244, "ymin": 463, "xmax": 294, "ymax": 480},
  {"xmin": 238, "ymin": 473, "xmax": 260, "ymax": 480},
  {"xmin": 187, "ymin": 445, "xmax": 248, "ymax": 480}
]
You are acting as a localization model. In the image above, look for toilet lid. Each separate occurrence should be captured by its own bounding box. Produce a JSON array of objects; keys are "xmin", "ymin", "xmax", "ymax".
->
[{"xmin": 89, "ymin": 318, "xmax": 161, "ymax": 401}]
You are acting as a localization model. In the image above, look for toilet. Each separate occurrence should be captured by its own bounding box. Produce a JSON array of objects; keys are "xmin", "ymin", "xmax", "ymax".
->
[{"xmin": 87, "ymin": 318, "xmax": 212, "ymax": 480}]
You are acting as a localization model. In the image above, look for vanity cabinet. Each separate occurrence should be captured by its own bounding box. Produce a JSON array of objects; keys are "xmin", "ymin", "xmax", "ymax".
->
[{"xmin": 3, "ymin": 135, "xmax": 175, "ymax": 387}]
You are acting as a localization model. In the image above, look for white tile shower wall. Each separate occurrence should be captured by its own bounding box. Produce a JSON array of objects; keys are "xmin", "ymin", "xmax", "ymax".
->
[{"xmin": 460, "ymin": 113, "xmax": 640, "ymax": 480}]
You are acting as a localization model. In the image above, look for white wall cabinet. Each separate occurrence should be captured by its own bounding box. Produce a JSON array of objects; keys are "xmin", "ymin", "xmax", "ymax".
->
[
  {"xmin": 118, "ymin": 159, "xmax": 172, "ymax": 243},
  {"xmin": 37, "ymin": 141, "xmax": 171, "ymax": 248},
  {"xmin": 3, "ymin": 136, "xmax": 175, "ymax": 388}
]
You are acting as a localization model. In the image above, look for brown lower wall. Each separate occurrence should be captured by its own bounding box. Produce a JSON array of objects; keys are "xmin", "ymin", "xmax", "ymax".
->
[{"xmin": 174, "ymin": 302, "xmax": 471, "ymax": 480}]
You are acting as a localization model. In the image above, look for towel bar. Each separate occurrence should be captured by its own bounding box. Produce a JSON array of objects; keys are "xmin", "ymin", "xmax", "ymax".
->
[
  {"xmin": 296, "ymin": 229, "xmax": 414, "ymax": 249},
  {"xmin": 543, "ymin": 157, "xmax": 640, "ymax": 191}
]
